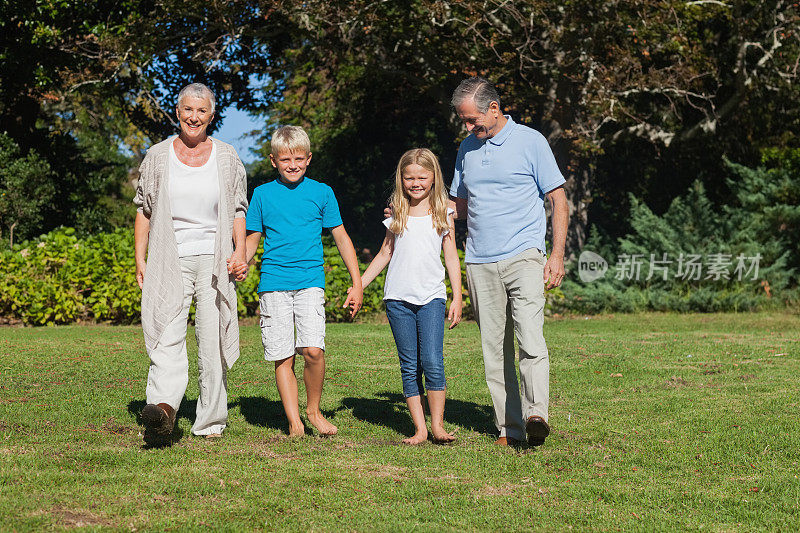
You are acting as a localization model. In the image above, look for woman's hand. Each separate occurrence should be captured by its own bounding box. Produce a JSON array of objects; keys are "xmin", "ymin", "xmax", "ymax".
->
[
  {"xmin": 447, "ymin": 296, "xmax": 462, "ymax": 329},
  {"xmin": 227, "ymin": 249, "xmax": 249, "ymax": 281},
  {"xmin": 136, "ymin": 260, "xmax": 146, "ymax": 290}
]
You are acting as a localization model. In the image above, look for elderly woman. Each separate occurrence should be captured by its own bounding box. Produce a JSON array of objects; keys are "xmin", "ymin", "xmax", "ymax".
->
[{"xmin": 134, "ymin": 82, "xmax": 248, "ymax": 445}]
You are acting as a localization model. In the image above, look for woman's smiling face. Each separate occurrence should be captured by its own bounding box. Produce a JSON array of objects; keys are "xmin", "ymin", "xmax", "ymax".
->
[{"xmin": 176, "ymin": 95, "xmax": 214, "ymax": 141}]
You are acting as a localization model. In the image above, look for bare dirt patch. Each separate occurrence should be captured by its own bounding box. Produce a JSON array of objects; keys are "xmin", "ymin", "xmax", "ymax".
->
[
  {"xmin": 665, "ymin": 376, "xmax": 691, "ymax": 388},
  {"xmin": 477, "ymin": 482, "xmax": 517, "ymax": 497},
  {"xmin": 45, "ymin": 506, "xmax": 110, "ymax": 528}
]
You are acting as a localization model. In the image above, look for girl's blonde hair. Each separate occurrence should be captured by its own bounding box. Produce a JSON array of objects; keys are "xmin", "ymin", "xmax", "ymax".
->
[{"xmin": 389, "ymin": 148, "xmax": 449, "ymax": 236}]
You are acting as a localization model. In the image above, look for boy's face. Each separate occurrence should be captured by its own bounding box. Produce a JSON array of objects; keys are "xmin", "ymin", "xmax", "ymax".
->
[{"xmin": 270, "ymin": 150, "xmax": 312, "ymax": 184}]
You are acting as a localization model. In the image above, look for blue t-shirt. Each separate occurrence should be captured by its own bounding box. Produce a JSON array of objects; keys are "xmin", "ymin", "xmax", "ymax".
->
[
  {"xmin": 450, "ymin": 116, "xmax": 565, "ymax": 263},
  {"xmin": 246, "ymin": 177, "xmax": 343, "ymax": 292}
]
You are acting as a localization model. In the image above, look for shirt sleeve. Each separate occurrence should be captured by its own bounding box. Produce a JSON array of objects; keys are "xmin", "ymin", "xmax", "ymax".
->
[
  {"xmin": 245, "ymin": 188, "xmax": 263, "ymax": 232},
  {"xmin": 441, "ymin": 208, "xmax": 455, "ymax": 237},
  {"xmin": 450, "ymin": 143, "xmax": 468, "ymax": 199},
  {"xmin": 531, "ymin": 132, "xmax": 566, "ymax": 194},
  {"xmin": 133, "ymin": 152, "xmax": 153, "ymax": 216},
  {"xmin": 382, "ymin": 217, "xmax": 393, "ymax": 230},
  {"xmin": 233, "ymin": 155, "xmax": 248, "ymax": 219},
  {"xmin": 322, "ymin": 186, "xmax": 344, "ymax": 228}
]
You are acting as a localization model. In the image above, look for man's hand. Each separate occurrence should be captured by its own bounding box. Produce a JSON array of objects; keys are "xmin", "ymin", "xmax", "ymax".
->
[
  {"xmin": 544, "ymin": 186, "xmax": 568, "ymax": 290},
  {"xmin": 543, "ymin": 254, "xmax": 565, "ymax": 290}
]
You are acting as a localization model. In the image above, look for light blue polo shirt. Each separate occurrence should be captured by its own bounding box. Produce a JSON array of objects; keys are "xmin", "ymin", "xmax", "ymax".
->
[
  {"xmin": 246, "ymin": 177, "xmax": 343, "ymax": 292},
  {"xmin": 450, "ymin": 116, "xmax": 565, "ymax": 263}
]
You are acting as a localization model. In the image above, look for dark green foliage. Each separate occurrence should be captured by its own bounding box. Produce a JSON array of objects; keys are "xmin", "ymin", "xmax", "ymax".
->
[
  {"xmin": 562, "ymin": 151, "xmax": 800, "ymax": 313},
  {"xmin": 0, "ymin": 229, "xmax": 389, "ymax": 325},
  {"xmin": 0, "ymin": 134, "xmax": 55, "ymax": 247},
  {"xmin": 0, "ymin": 228, "xmax": 567, "ymax": 325}
]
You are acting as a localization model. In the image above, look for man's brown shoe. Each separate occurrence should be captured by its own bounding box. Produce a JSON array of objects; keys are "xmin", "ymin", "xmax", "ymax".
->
[
  {"xmin": 494, "ymin": 436, "xmax": 521, "ymax": 447},
  {"xmin": 141, "ymin": 403, "xmax": 175, "ymax": 445},
  {"xmin": 526, "ymin": 416, "xmax": 550, "ymax": 446}
]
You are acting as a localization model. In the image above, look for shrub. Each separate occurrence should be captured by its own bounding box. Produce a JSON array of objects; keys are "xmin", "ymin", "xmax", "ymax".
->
[
  {"xmin": 561, "ymin": 150, "xmax": 800, "ymax": 313},
  {"xmin": 0, "ymin": 229, "xmax": 478, "ymax": 324}
]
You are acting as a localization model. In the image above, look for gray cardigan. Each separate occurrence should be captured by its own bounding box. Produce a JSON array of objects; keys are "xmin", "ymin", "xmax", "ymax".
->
[{"xmin": 134, "ymin": 136, "xmax": 248, "ymax": 368}]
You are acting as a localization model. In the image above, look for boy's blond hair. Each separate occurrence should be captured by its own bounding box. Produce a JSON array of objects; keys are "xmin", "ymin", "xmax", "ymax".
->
[
  {"xmin": 271, "ymin": 125, "xmax": 311, "ymax": 156},
  {"xmin": 389, "ymin": 148, "xmax": 449, "ymax": 236}
]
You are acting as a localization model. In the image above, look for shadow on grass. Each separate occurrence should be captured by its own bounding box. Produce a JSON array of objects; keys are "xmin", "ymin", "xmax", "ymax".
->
[
  {"xmin": 237, "ymin": 396, "xmax": 291, "ymax": 434},
  {"xmin": 339, "ymin": 392, "xmax": 495, "ymax": 437}
]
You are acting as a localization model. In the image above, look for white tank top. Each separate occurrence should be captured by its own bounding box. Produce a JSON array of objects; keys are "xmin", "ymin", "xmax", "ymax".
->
[
  {"xmin": 168, "ymin": 142, "xmax": 220, "ymax": 257},
  {"xmin": 381, "ymin": 210, "xmax": 453, "ymax": 305}
]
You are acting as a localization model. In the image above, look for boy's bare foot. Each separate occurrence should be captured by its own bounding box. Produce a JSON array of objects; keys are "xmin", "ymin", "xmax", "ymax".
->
[
  {"xmin": 307, "ymin": 411, "xmax": 337, "ymax": 436},
  {"xmin": 431, "ymin": 429, "xmax": 456, "ymax": 445},
  {"xmin": 402, "ymin": 432, "xmax": 428, "ymax": 445}
]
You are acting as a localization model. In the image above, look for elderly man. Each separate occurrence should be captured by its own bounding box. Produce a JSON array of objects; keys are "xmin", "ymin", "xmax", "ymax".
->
[{"xmin": 450, "ymin": 77, "xmax": 569, "ymax": 447}]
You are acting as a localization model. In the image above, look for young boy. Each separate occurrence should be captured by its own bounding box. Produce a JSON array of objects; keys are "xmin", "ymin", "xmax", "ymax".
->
[{"xmin": 240, "ymin": 125, "xmax": 362, "ymax": 437}]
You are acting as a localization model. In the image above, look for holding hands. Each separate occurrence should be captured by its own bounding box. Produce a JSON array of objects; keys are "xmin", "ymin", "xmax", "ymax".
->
[
  {"xmin": 344, "ymin": 285, "xmax": 364, "ymax": 318},
  {"xmin": 226, "ymin": 248, "xmax": 249, "ymax": 282}
]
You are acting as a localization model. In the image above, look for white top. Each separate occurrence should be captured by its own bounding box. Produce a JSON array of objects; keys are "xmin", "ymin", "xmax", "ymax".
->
[
  {"xmin": 168, "ymin": 142, "xmax": 220, "ymax": 257},
  {"xmin": 382, "ymin": 210, "xmax": 453, "ymax": 305}
]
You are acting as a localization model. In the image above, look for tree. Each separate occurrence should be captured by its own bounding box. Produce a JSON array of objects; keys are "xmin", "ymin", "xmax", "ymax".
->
[
  {"xmin": 0, "ymin": 134, "xmax": 55, "ymax": 247},
  {"xmin": 0, "ymin": 1, "xmax": 289, "ymax": 237},
  {"xmin": 254, "ymin": 0, "xmax": 800, "ymax": 249}
]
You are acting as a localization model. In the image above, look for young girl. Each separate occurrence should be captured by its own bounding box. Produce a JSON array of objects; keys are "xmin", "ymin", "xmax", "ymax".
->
[{"xmin": 360, "ymin": 148, "xmax": 462, "ymax": 445}]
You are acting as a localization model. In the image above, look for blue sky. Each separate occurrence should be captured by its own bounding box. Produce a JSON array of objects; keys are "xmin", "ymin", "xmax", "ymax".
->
[{"xmin": 213, "ymin": 107, "xmax": 264, "ymax": 164}]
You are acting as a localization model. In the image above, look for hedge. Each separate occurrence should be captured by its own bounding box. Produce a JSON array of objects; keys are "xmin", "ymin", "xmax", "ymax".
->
[{"xmin": 0, "ymin": 228, "xmax": 487, "ymax": 325}]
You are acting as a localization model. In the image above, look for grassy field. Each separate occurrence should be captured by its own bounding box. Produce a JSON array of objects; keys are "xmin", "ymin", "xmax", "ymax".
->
[{"xmin": 1, "ymin": 313, "xmax": 799, "ymax": 531}]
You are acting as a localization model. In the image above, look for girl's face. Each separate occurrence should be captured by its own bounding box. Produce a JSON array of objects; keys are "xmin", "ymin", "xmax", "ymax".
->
[{"xmin": 402, "ymin": 163, "xmax": 434, "ymax": 203}]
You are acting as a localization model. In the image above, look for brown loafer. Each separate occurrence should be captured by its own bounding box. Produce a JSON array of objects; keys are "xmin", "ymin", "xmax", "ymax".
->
[
  {"xmin": 525, "ymin": 416, "xmax": 550, "ymax": 446},
  {"xmin": 142, "ymin": 403, "xmax": 175, "ymax": 445},
  {"xmin": 494, "ymin": 436, "xmax": 521, "ymax": 447}
]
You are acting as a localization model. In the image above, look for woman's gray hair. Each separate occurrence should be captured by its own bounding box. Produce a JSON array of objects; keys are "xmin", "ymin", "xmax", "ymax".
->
[
  {"xmin": 451, "ymin": 77, "xmax": 501, "ymax": 113},
  {"xmin": 177, "ymin": 83, "xmax": 216, "ymax": 114}
]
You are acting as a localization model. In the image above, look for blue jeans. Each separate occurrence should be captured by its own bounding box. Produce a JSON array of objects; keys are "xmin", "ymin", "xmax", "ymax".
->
[{"xmin": 385, "ymin": 299, "xmax": 446, "ymax": 398}]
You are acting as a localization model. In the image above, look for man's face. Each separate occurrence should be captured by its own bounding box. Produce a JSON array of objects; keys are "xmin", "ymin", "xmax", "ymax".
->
[
  {"xmin": 270, "ymin": 150, "xmax": 312, "ymax": 184},
  {"xmin": 455, "ymin": 98, "xmax": 502, "ymax": 140}
]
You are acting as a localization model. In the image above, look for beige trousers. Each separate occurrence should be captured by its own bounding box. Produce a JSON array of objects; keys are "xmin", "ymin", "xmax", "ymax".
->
[
  {"xmin": 145, "ymin": 254, "xmax": 228, "ymax": 436},
  {"xmin": 466, "ymin": 248, "xmax": 549, "ymax": 441}
]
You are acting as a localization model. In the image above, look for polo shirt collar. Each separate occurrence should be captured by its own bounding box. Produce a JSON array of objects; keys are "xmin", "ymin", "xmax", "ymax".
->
[{"xmin": 488, "ymin": 115, "xmax": 515, "ymax": 146}]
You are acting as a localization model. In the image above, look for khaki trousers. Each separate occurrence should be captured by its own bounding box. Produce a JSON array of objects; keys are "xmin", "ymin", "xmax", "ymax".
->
[
  {"xmin": 466, "ymin": 248, "xmax": 549, "ymax": 441},
  {"xmin": 145, "ymin": 255, "xmax": 228, "ymax": 436}
]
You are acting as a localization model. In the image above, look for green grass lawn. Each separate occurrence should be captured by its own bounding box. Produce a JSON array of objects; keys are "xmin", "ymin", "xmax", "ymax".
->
[{"xmin": 1, "ymin": 313, "xmax": 799, "ymax": 531}]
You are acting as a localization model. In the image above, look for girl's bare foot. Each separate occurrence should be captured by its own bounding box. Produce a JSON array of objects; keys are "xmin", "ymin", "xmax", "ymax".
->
[
  {"xmin": 307, "ymin": 411, "xmax": 338, "ymax": 436},
  {"xmin": 402, "ymin": 431, "xmax": 428, "ymax": 445},
  {"xmin": 288, "ymin": 422, "xmax": 306, "ymax": 437}
]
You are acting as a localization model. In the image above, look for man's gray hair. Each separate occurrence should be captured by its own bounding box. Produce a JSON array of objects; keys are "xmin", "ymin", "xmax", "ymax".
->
[
  {"xmin": 451, "ymin": 77, "xmax": 501, "ymax": 113},
  {"xmin": 177, "ymin": 83, "xmax": 216, "ymax": 114}
]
